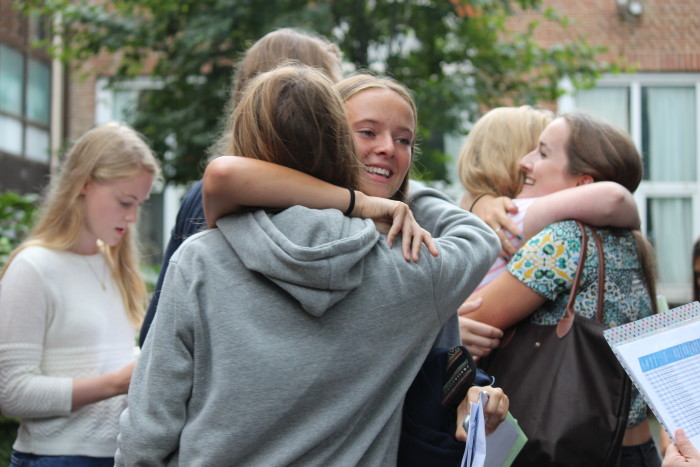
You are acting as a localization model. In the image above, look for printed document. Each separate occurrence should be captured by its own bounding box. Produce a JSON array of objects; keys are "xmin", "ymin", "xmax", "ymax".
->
[{"xmin": 604, "ymin": 301, "xmax": 700, "ymax": 449}]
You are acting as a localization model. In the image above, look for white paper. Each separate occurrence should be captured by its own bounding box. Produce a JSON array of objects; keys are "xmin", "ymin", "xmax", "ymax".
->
[
  {"xmin": 614, "ymin": 318, "xmax": 700, "ymax": 449},
  {"xmin": 462, "ymin": 391, "xmax": 488, "ymax": 467},
  {"xmin": 484, "ymin": 412, "xmax": 528, "ymax": 467}
]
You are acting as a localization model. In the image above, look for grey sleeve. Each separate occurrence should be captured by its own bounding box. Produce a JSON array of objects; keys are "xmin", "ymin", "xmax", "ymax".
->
[
  {"xmin": 116, "ymin": 259, "xmax": 196, "ymax": 466},
  {"xmin": 409, "ymin": 183, "xmax": 500, "ymax": 324}
]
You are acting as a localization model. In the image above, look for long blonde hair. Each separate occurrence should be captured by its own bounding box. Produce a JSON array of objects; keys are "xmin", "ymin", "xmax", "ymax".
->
[
  {"xmin": 1, "ymin": 122, "xmax": 161, "ymax": 327},
  {"xmin": 335, "ymin": 73, "xmax": 419, "ymax": 202},
  {"xmin": 457, "ymin": 106, "xmax": 554, "ymax": 198}
]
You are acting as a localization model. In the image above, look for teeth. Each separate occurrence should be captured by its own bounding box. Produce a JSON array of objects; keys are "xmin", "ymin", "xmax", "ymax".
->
[
  {"xmin": 524, "ymin": 178, "xmax": 534, "ymax": 185},
  {"xmin": 365, "ymin": 166, "xmax": 391, "ymax": 178}
]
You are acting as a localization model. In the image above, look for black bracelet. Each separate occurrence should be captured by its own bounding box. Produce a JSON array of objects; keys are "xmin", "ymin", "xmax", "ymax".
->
[
  {"xmin": 344, "ymin": 187, "xmax": 356, "ymax": 216},
  {"xmin": 469, "ymin": 193, "xmax": 491, "ymax": 212}
]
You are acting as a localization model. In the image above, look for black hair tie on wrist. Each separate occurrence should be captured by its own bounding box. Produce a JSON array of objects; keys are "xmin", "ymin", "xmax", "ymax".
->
[{"xmin": 344, "ymin": 187, "xmax": 356, "ymax": 216}]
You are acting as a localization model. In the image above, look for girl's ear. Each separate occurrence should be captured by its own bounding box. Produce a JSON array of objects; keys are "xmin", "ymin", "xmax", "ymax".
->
[
  {"xmin": 576, "ymin": 174, "xmax": 595, "ymax": 186},
  {"xmin": 80, "ymin": 179, "xmax": 91, "ymax": 196}
]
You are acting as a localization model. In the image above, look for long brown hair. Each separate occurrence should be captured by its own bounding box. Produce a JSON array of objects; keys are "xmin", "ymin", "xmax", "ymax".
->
[
  {"xmin": 1, "ymin": 122, "xmax": 161, "ymax": 327},
  {"xmin": 335, "ymin": 73, "xmax": 418, "ymax": 202},
  {"xmin": 230, "ymin": 63, "xmax": 360, "ymax": 190},
  {"xmin": 210, "ymin": 28, "xmax": 343, "ymax": 159},
  {"xmin": 562, "ymin": 112, "xmax": 657, "ymax": 313}
]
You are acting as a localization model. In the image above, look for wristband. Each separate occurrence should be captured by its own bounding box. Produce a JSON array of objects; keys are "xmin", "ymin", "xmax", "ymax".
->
[{"xmin": 344, "ymin": 187, "xmax": 356, "ymax": 216}]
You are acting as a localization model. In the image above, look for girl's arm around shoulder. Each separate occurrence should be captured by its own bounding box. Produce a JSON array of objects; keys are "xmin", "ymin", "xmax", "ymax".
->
[
  {"xmin": 409, "ymin": 181, "xmax": 499, "ymax": 241},
  {"xmin": 203, "ymin": 157, "xmax": 437, "ymax": 260},
  {"xmin": 202, "ymin": 156, "xmax": 352, "ymax": 228},
  {"xmin": 523, "ymin": 181, "xmax": 639, "ymax": 240},
  {"xmin": 459, "ymin": 192, "xmax": 521, "ymax": 255}
]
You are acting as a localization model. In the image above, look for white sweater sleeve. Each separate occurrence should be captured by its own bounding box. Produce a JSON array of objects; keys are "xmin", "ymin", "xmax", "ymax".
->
[{"xmin": 0, "ymin": 255, "xmax": 73, "ymax": 418}]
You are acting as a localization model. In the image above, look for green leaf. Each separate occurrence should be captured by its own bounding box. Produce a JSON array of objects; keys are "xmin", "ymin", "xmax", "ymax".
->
[{"xmin": 20, "ymin": 0, "xmax": 618, "ymax": 183}]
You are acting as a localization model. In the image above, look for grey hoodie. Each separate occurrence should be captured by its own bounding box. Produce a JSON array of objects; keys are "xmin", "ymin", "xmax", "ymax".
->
[{"xmin": 116, "ymin": 202, "xmax": 498, "ymax": 466}]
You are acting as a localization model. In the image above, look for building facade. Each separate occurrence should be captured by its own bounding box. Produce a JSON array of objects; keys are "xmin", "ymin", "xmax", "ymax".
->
[
  {"xmin": 0, "ymin": 0, "xmax": 56, "ymax": 194},
  {"xmin": 2, "ymin": 0, "xmax": 699, "ymax": 301},
  {"xmin": 505, "ymin": 0, "xmax": 700, "ymax": 305},
  {"xmin": 0, "ymin": 0, "xmax": 168, "ymax": 265}
]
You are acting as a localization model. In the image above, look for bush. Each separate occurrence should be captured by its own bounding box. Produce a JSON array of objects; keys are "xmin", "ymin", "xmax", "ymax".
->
[
  {"xmin": 0, "ymin": 190, "xmax": 38, "ymax": 463},
  {"xmin": 0, "ymin": 415, "xmax": 18, "ymax": 460},
  {"xmin": 0, "ymin": 190, "xmax": 38, "ymax": 266}
]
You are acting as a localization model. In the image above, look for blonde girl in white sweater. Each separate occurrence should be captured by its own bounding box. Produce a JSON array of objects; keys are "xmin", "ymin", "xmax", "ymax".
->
[{"xmin": 0, "ymin": 122, "xmax": 160, "ymax": 466}]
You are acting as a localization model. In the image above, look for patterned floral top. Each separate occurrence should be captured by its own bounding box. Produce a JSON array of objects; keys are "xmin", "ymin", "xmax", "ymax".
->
[{"xmin": 507, "ymin": 220, "xmax": 654, "ymax": 427}]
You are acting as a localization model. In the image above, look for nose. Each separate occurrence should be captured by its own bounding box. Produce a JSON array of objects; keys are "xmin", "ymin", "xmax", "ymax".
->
[
  {"xmin": 520, "ymin": 149, "xmax": 536, "ymax": 172},
  {"xmin": 375, "ymin": 132, "xmax": 395, "ymax": 157},
  {"xmin": 124, "ymin": 205, "xmax": 138, "ymax": 223}
]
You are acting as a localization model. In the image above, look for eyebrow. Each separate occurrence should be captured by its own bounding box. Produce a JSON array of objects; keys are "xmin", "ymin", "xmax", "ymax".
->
[{"xmin": 352, "ymin": 118, "xmax": 414, "ymax": 136}]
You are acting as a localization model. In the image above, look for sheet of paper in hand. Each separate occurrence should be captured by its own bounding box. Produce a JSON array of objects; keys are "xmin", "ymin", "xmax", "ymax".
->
[{"xmin": 604, "ymin": 301, "xmax": 700, "ymax": 450}]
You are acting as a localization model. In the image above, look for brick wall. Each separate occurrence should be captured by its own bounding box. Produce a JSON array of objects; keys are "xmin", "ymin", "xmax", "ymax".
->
[
  {"xmin": 506, "ymin": 0, "xmax": 700, "ymax": 72},
  {"xmin": 68, "ymin": 52, "xmax": 129, "ymax": 140}
]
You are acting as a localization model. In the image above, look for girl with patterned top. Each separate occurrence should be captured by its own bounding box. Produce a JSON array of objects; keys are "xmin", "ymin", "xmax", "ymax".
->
[
  {"xmin": 0, "ymin": 123, "xmax": 160, "ymax": 466},
  {"xmin": 456, "ymin": 106, "xmax": 641, "ymax": 360},
  {"xmin": 467, "ymin": 112, "xmax": 660, "ymax": 466}
]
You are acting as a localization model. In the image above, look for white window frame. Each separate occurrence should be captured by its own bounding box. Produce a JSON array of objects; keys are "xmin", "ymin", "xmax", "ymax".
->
[{"xmin": 561, "ymin": 73, "xmax": 700, "ymax": 304}]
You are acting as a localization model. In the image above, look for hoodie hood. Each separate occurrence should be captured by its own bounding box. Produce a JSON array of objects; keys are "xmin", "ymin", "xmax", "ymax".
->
[{"xmin": 217, "ymin": 207, "xmax": 380, "ymax": 317}]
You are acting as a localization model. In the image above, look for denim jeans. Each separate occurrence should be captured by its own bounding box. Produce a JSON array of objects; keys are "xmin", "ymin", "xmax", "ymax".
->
[
  {"xmin": 10, "ymin": 451, "xmax": 114, "ymax": 467},
  {"xmin": 618, "ymin": 438, "xmax": 662, "ymax": 467}
]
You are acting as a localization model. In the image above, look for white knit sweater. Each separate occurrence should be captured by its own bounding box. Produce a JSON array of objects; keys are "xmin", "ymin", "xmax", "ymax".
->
[{"xmin": 0, "ymin": 246, "xmax": 136, "ymax": 457}]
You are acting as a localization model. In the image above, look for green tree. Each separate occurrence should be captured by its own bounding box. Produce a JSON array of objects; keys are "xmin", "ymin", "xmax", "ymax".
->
[{"xmin": 20, "ymin": 0, "xmax": 615, "ymax": 183}]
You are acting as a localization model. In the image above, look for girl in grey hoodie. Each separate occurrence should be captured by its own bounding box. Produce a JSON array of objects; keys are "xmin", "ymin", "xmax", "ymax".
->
[{"xmin": 117, "ymin": 64, "xmax": 500, "ymax": 466}]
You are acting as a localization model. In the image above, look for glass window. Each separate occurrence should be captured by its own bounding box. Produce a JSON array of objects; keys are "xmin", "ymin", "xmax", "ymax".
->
[
  {"xmin": 571, "ymin": 76, "xmax": 700, "ymax": 304},
  {"xmin": 642, "ymin": 86, "xmax": 696, "ymax": 182},
  {"xmin": 0, "ymin": 114, "xmax": 23, "ymax": 154},
  {"xmin": 112, "ymin": 88, "xmax": 139, "ymax": 121},
  {"xmin": 646, "ymin": 197, "xmax": 693, "ymax": 286},
  {"xmin": 575, "ymin": 87, "xmax": 630, "ymax": 133},
  {"xmin": 25, "ymin": 125, "xmax": 50, "ymax": 163},
  {"xmin": 0, "ymin": 43, "xmax": 51, "ymax": 162},
  {"xmin": 0, "ymin": 44, "xmax": 24, "ymax": 115},
  {"xmin": 27, "ymin": 58, "xmax": 50, "ymax": 125}
]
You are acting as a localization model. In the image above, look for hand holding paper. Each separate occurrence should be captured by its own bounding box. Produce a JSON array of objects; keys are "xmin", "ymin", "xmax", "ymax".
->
[
  {"xmin": 461, "ymin": 390, "xmax": 527, "ymax": 467},
  {"xmin": 463, "ymin": 391, "xmax": 488, "ymax": 467}
]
